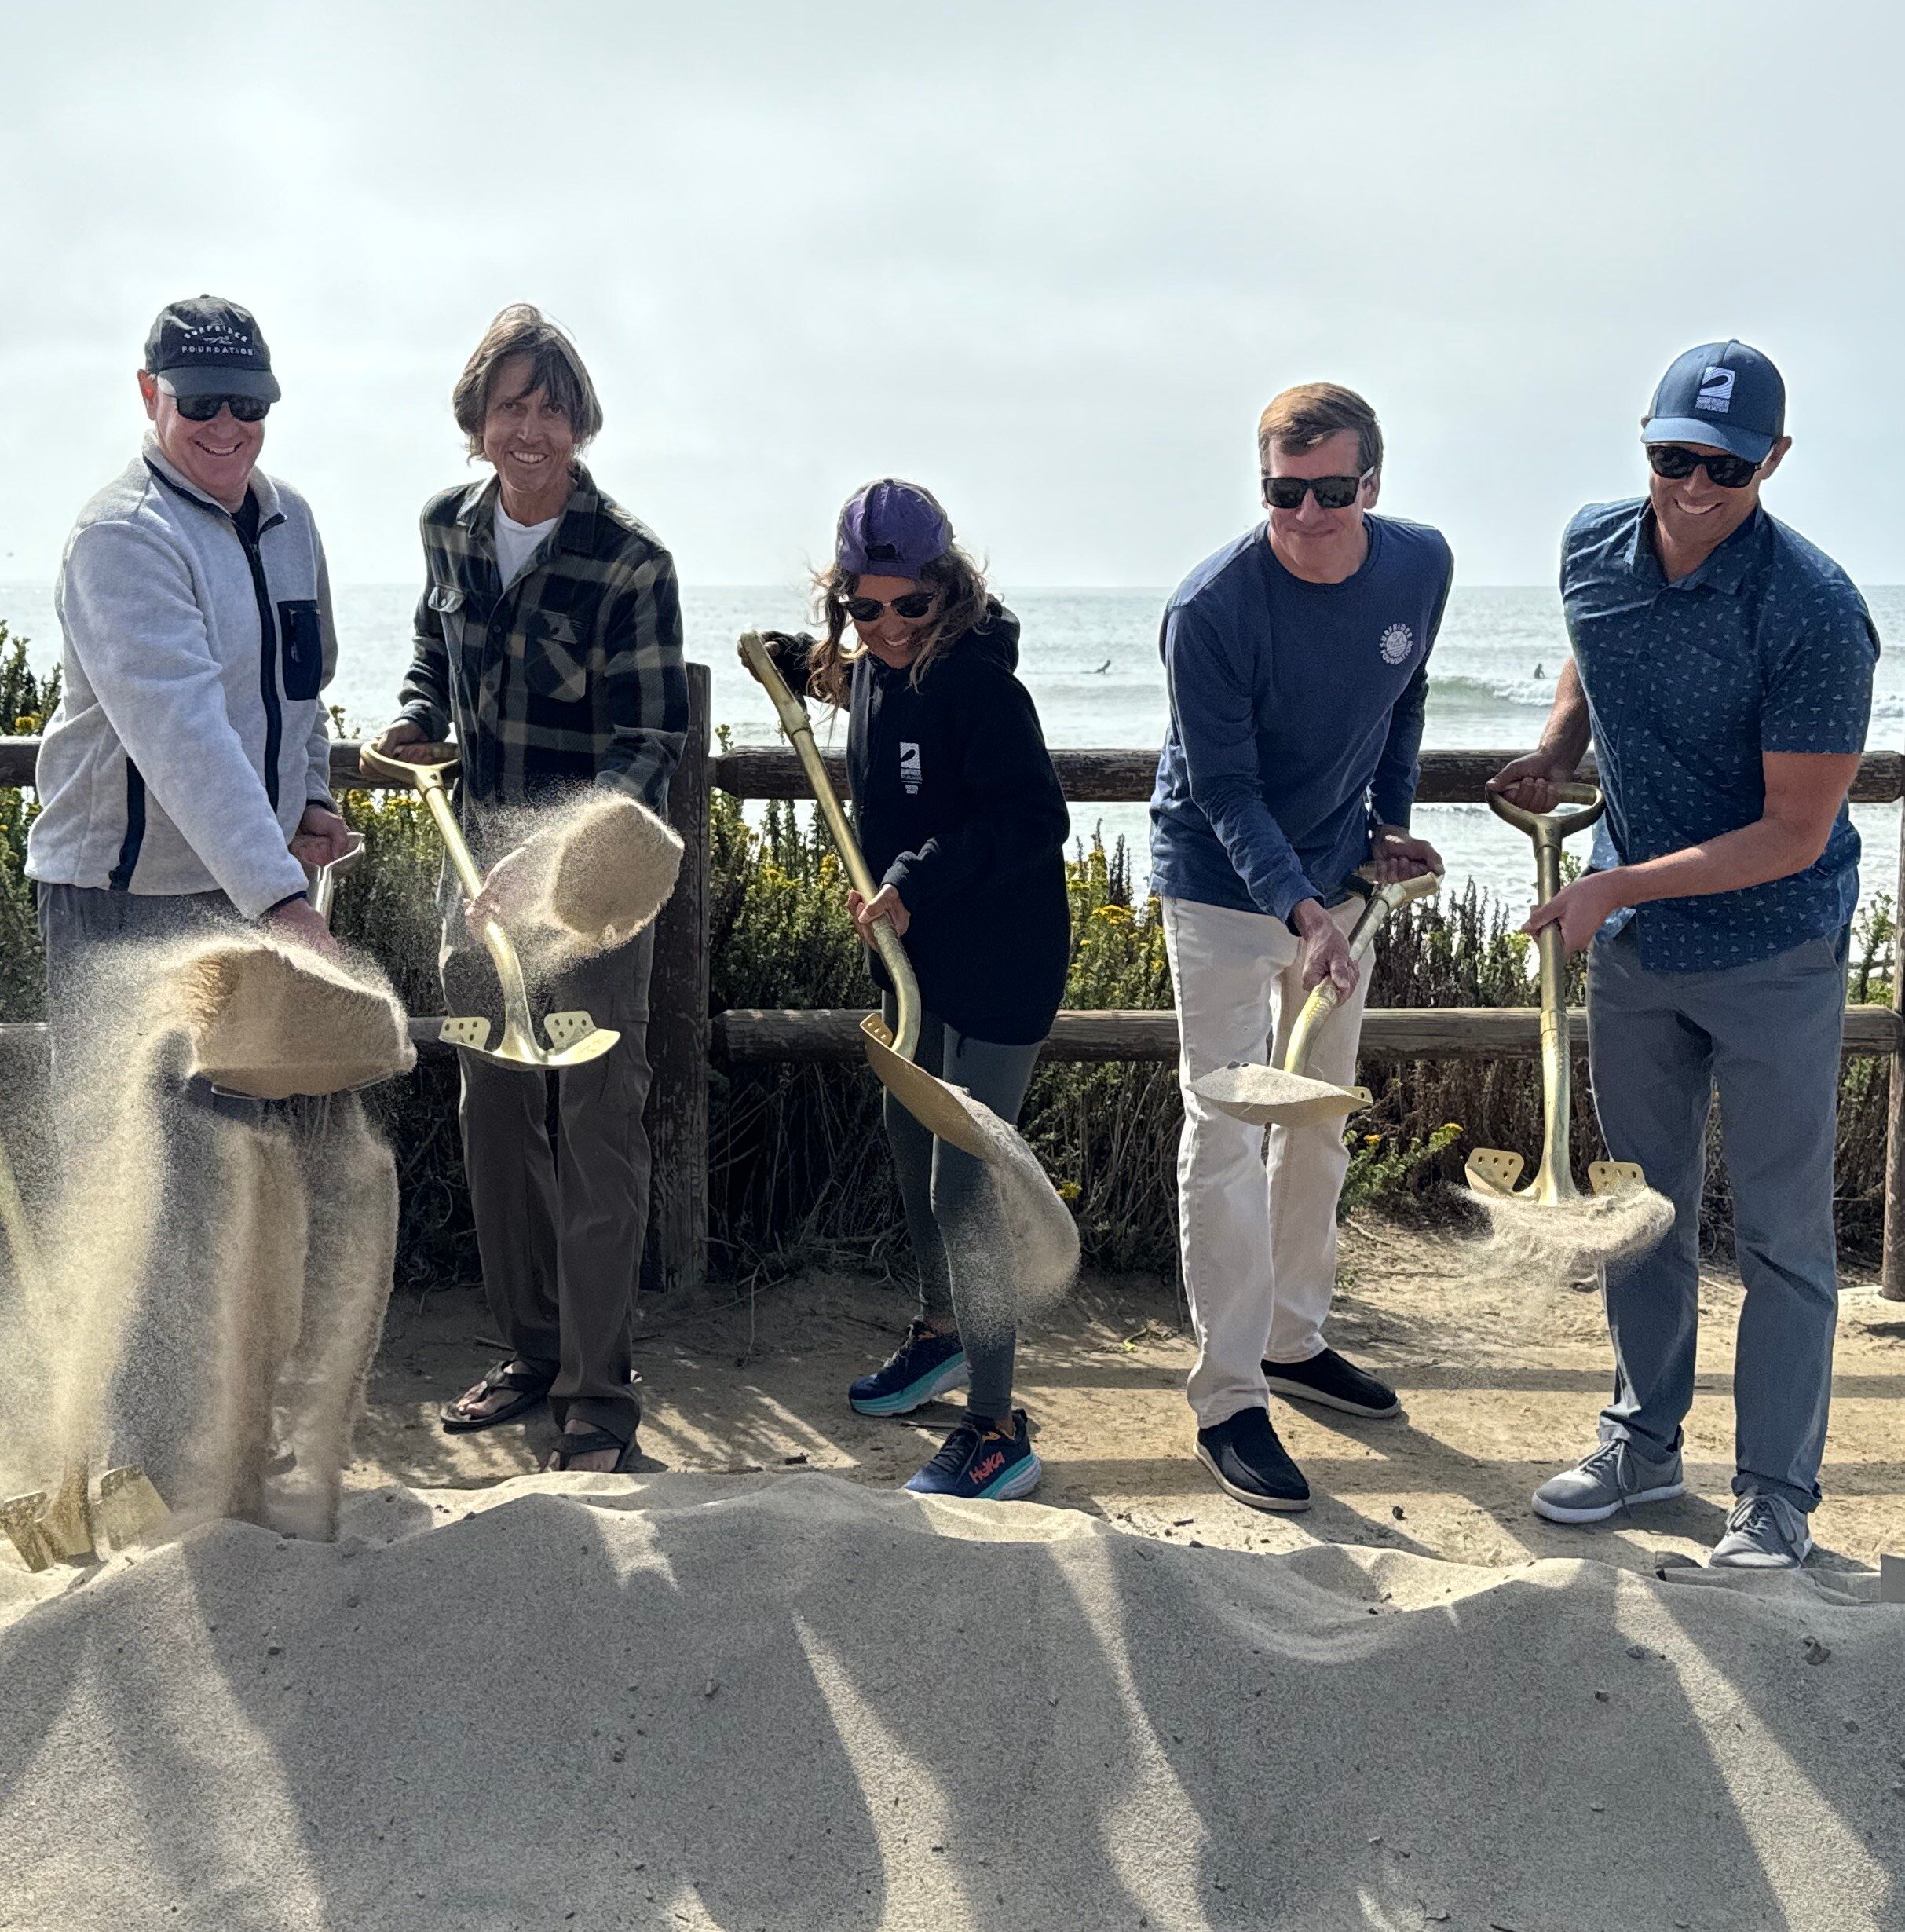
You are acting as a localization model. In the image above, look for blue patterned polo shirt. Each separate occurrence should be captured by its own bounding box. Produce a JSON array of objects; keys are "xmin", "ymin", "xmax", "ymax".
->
[{"xmin": 1561, "ymin": 498, "xmax": 1878, "ymax": 972}]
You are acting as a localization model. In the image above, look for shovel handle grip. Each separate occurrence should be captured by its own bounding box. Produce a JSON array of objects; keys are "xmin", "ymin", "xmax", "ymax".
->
[
  {"xmin": 738, "ymin": 631, "xmax": 817, "ymax": 743},
  {"xmin": 1484, "ymin": 780, "xmax": 1603, "ymax": 844},
  {"xmin": 1282, "ymin": 867, "xmax": 1442, "ymax": 1078},
  {"xmin": 308, "ymin": 836, "xmax": 364, "ymax": 925}
]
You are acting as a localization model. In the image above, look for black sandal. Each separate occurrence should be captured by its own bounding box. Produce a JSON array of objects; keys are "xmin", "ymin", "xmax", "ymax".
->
[
  {"xmin": 440, "ymin": 1360, "xmax": 556, "ymax": 1433},
  {"xmin": 545, "ymin": 1427, "xmax": 634, "ymax": 1473}
]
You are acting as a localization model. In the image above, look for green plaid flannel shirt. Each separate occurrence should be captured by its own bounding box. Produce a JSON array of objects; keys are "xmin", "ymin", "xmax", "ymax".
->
[{"xmin": 397, "ymin": 464, "xmax": 688, "ymax": 814}]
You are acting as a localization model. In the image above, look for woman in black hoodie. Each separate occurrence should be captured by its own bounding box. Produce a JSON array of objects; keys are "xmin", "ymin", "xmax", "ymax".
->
[{"xmin": 753, "ymin": 479, "xmax": 1070, "ymax": 1501}]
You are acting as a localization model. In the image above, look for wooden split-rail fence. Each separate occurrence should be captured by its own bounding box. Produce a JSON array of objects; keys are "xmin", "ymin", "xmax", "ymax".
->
[{"xmin": 5, "ymin": 660, "xmax": 1904, "ymax": 1299}]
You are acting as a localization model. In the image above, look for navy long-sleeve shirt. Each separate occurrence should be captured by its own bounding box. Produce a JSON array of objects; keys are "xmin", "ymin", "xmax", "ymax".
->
[{"xmin": 1148, "ymin": 517, "xmax": 1453, "ymax": 921}]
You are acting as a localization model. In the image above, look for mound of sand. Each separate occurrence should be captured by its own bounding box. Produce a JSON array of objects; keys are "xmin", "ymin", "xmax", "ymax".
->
[
  {"xmin": 2, "ymin": 1473, "xmax": 1898, "ymax": 1930},
  {"xmin": 174, "ymin": 938, "xmax": 415, "ymax": 1100}
]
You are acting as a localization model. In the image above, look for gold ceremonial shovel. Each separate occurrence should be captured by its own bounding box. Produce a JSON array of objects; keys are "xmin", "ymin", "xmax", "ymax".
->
[
  {"xmin": 357, "ymin": 741, "xmax": 620, "ymax": 1070},
  {"xmin": 0, "ymin": 1133, "xmax": 167, "ymax": 1570},
  {"xmin": 737, "ymin": 631, "xmax": 996, "ymax": 1160},
  {"xmin": 1465, "ymin": 781, "xmax": 1645, "ymax": 1206},
  {"xmin": 1192, "ymin": 867, "xmax": 1443, "ymax": 1127}
]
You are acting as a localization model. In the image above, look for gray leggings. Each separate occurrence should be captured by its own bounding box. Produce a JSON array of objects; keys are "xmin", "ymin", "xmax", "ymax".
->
[{"xmin": 881, "ymin": 997, "xmax": 1043, "ymax": 1422}]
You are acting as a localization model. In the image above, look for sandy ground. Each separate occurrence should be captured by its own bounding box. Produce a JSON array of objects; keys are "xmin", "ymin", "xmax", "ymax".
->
[
  {"xmin": 354, "ymin": 1220, "xmax": 1905, "ymax": 1579},
  {"xmin": 7, "ymin": 1223, "xmax": 1905, "ymax": 1932}
]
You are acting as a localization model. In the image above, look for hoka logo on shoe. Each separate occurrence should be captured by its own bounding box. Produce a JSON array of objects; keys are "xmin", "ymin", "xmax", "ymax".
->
[{"xmin": 971, "ymin": 1450, "xmax": 1006, "ymax": 1485}]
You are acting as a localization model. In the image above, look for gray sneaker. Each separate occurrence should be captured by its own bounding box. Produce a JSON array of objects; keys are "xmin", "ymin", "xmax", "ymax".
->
[
  {"xmin": 1709, "ymin": 1492, "xmax": 1812, "ymax": 1569},
  {"xmin": 1531, "ymin": 1440, "xmax": 1685, "ymax": 1524}
]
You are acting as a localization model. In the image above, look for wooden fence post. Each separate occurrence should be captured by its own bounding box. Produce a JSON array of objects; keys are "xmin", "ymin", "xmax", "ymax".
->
[
  {"xmin": 1882, "ymin": 792, "xmax": 1905, "ymax": 1301},
  {"xmin": 642, "ymin": 662, "xmax": 710, "ymax": 1293}
]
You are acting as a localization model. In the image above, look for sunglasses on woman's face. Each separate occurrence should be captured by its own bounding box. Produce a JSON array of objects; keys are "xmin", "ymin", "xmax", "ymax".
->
[
  {"xmin": 1260, "ymin": 468, "xmax": 1373, "ymax": 511},
  {"xmin": 1644, "ymin": 444, "xmax": 1760, "ymax": 490},
  {"xmin": 845, "ymin": 591, "xmax": 936, "ymax": 623},
  {"xmin": 173, "ymin": 393, "xmax": 272, "ymax": 423}
]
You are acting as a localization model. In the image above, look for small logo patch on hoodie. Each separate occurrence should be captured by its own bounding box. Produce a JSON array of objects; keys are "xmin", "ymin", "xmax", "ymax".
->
[{"xmin": 900, "ymin": 741, "xmax": 922, "ymax": 796}]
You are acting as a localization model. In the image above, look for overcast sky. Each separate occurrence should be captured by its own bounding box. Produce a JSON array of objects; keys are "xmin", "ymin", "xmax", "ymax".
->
[{"xmin": 3, "ymin": 1, "xmax": 1902, "ymax": 589}]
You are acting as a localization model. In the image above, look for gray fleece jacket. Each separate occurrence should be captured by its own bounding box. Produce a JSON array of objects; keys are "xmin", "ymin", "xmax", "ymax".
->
[{"xmin": 26, "ymin": 437, "xmax": 338, "ymax": 918}]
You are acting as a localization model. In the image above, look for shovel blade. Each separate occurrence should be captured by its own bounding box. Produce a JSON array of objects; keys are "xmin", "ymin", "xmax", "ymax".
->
[
  {"xmin": 37, "ymin": 1463, "xmax": 95, "ymax": 1561},
  {"xmin": 861, "ymin": 1017, "xmax": 996, "ymax": 1161},
  {"xmin": 1588, "ymin": 1159, "xmax": 1648, "ymax": 1198},
  {"xmin": 542, "ymin": 1012, "xmax": 621, "ymax": 1064},
  {"xmin": 95, "ymin": 1465, "xmax": 170, "ymax": 1550},
  {"xmin": 1465, "ymin": 1147, "xmax": 1526, "ymax": 1199},
  {"xmin": 1191, "ymin": 1062, "xmax": 1371, "ymax": 1129},
  {"xmin": 1, "ymin": 1493, "xmax": 54, "ymax": 1572}
]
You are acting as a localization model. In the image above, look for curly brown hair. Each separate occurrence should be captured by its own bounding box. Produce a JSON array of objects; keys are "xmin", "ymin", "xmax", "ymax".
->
[{"xmin": 802, "ymin": 507, "xmax": 991, "ymax": 706}]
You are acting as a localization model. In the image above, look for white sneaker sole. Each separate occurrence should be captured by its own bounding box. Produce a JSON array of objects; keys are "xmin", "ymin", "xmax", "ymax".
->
[
  {"xmin": 1531, "ymin": 1479, "xmax": 1684, "ymax": 1525},
  {"xmin": 1262, "ymin": 1373, "xmax": 1401, "ymax": 1419},
  {"xmin": 1195, "ymin": 1442, "xmax": 1311, "ymax": 1514}
]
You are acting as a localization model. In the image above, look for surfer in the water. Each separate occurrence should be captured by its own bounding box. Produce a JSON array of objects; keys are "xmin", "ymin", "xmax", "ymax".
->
[{"xmin": 748, "ymin": 481, "xmax": 1070, "ymax": 1502}]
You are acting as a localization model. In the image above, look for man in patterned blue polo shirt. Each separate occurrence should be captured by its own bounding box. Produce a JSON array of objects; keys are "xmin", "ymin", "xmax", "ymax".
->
[{"xmin": 1493, "ymin": 341, "xmax": 1878, "ymax": 1568}]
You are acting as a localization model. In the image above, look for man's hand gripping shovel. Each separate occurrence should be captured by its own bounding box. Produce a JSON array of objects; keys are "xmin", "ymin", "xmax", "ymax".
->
[
  {"xmin": 357, "ymin": 741, "xmax": 620, "ymax": 1070},
  {"xmin": 735, "ymin": 631, "xmax": 999, "ymax": 1162},
  {"xmin": 1191, "ymin": 867, "xmax": 1442, "ymax": 1128},
  {"xmin": 1464, "ymin": 781, "xmax": 1646, "ymax": 1206}
]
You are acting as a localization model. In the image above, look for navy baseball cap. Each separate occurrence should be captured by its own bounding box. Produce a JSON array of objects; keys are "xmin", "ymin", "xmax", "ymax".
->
[
  {"xmin": 143, "ymin": 295, "xmax": 281, "ymax": 404},
  {"xmin": 835, "ymin": 479, "xmax": 952, "ymax": 579},
  {"xmin": 1642, "ymin": 339, "xmax": 1784, "ymax": 464}
]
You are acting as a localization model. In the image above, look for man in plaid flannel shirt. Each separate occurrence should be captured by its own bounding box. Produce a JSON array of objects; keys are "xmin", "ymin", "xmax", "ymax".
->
[{"xmin": 375, "ymin": 305, "xmax": 687, "ymax": 1473}]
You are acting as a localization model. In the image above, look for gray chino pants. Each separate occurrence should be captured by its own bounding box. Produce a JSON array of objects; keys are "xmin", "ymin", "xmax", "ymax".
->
[
  {"xmin": 441, "ymin": 927, "xmax": 656, "ymax": 1445},
  {"xmin": 1586, "ymin": 921, "xmax": 1848, "ymax": 1510}
]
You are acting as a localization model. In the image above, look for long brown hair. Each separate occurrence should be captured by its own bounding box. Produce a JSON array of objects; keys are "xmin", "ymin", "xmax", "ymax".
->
[
  {"xmin": 452, "ymin": 304, "xmax": 604, "ymax": 460},
  {"xmin": 804, "ymin": 522, "xmax": 992, "ymax": 706}
]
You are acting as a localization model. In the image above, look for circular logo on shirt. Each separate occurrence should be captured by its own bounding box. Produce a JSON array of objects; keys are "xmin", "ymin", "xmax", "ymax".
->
[{"xmin": 1378, "ymin": 621, "xmax": 1414, "ymax": 664}]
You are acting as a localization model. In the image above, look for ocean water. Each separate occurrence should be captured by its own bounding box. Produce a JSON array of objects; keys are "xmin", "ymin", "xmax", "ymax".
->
[{"xmin": 5, "ymin": 580, "xmax": 1902, "ymax": 916}]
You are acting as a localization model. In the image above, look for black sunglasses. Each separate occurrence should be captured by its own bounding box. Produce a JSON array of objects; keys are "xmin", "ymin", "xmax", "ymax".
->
[
  {"xmin": 174, "ymin": 393, "xmax": 272, "ymax": 423},
  {"xmin": 1260, "ymin": 468, "xmax": 1373, "ymax": 511},
  {"xmin": 844, "ymin": 591, "xmax": 935, "ymax": 623},
  {"xmin": 1645, "ymin": 444, "xmax": 1760, "ymax": 490}
]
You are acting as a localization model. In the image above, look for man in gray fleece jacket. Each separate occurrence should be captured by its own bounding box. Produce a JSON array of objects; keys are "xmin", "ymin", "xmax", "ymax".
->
[
  {"xmin": 27, "ymin": 295, "xmax": 352, "ymax": 971},
  {"xmin": 24, "ymin": 298, "xmax": 364, "ymax": 1507}
]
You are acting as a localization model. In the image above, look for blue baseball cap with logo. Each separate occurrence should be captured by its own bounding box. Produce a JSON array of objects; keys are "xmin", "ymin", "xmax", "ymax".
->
[
  {"xmin": 1642, "ymin": 339, "xmax": 1785, "ymax": 464},
  {"xmin": 835, "ymin": 479, "xmax": 952, "ymax": 580}
]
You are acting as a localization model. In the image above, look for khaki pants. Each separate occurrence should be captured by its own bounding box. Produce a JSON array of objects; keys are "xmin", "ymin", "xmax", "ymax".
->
[
  {"xmin": 441, "ymin": 928, "xmax": 656, "ymax": 1444},
  {"xmin": 1161, "ymin": 894, "xmax": 1369, "ymax": 1429}
]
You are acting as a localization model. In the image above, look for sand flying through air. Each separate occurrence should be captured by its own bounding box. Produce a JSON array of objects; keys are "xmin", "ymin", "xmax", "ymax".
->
[
  {"xmin": 0, "ymin": 930, "xmax": 408, "ymax": 1542},
  {"xmin": 1465, "ymin": 1184, "xmax": 1677, "ymax": 1290},
  {"xmin": 477, "ymin": 792, "xmax": 684, "ymax": 981},
  {"xmin": 942, "ymin": 1089, "xmax": 1080, "ymax": 1344}
]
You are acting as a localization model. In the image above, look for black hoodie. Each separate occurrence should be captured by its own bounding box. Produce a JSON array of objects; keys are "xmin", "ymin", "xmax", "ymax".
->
[{"xmin": 772, "ymin": 604, "xmax": 1071, "ymax": 1045}]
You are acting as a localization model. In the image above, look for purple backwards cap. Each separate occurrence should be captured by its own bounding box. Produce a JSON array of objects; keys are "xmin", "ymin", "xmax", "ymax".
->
[{"xmin": 835, "ymin": 479, "xmax": 952, "ymax": 580}]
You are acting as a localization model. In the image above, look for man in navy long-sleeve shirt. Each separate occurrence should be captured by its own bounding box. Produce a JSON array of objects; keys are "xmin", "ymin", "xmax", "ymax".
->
[{"xmin": 1151, "ymin": 382, "xmax": 1453, "ymax": 1513}]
